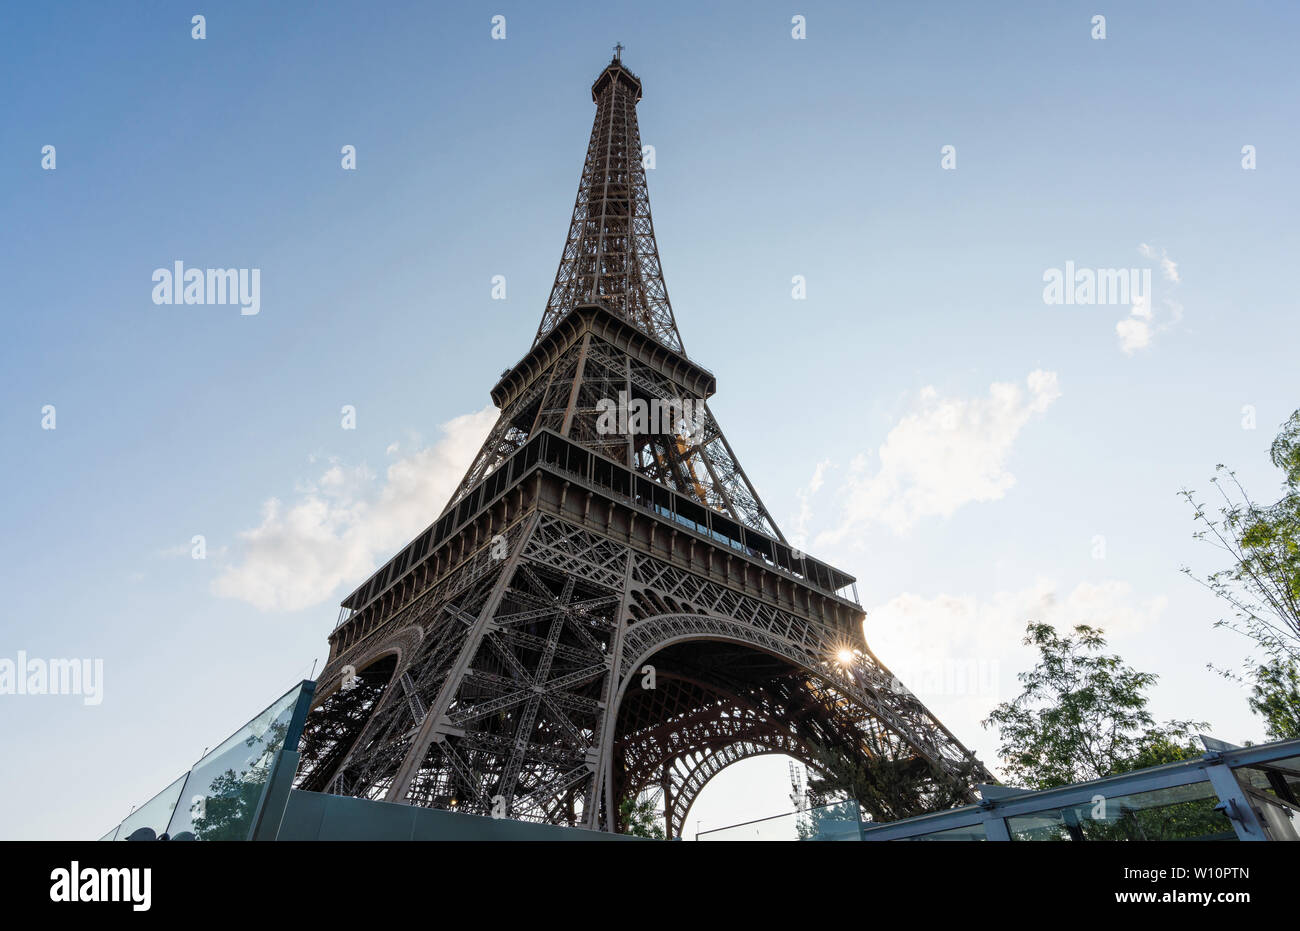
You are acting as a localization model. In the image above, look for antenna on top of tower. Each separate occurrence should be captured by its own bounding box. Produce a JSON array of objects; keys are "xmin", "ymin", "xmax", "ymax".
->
[{"xmin": 613, "ymin": 42, "xmax": 624, "ymax": 61}]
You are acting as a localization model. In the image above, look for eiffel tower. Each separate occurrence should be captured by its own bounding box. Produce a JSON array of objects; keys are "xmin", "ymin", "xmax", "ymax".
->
[{"xmin": 294, "ymin": 50, "xmax": 990, "ymax": 835}]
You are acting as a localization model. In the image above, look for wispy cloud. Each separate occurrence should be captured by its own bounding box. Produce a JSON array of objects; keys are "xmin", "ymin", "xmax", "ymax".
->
[
  {"xmin": 1119, "ymin": 244, "xmax": 1183, "ymax": 354},
  {"xmin": 867, "ymin": 579, "xmax": 1169, "ymax": 770},
  {"xmin": 1139, "ymin": 242, "xmax": 1180, "ymax": 284},
  {"xmin": 790, "ymin": 459, "xmax": 831, "ymax": 551},
  {"xmin": 812, "ymin": 371, "xmax": 1060, "ymax": 540},
  {"xmin": 212, "ymin": 405, "xmax": 497, "ymax": 612}
]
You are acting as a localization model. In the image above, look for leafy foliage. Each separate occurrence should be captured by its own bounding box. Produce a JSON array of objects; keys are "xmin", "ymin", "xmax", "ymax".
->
[
  {"xmin": 188, "ymin": 721, "xmax": 287, "ymax": 840},
  {"xmin": 189, "ymin": 768, "xmax": 269, "ymax": 841},
  {"xmin": 1182, "ymin": 408, "xmax": 1300, "ymax": 737},
  {"xmin": 982, "ymin": 623, "xmax": 1205, "ymax": 790},
  {"xmin": 617, "ymin": 796, "xmax": 665, "ymax": 839},
  {"xmin": 1248, "ymin": 658, "xmax": 1300, "ymax": 740}
]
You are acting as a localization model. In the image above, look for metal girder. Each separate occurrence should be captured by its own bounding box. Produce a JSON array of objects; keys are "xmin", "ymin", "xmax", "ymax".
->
[
  {"xmin": 535, "ymin": 58, "xmax": 682, "ymax": 354},
  {"xmin": 293, "ymin": 55, "xmax": 988, "ymax": 836}
]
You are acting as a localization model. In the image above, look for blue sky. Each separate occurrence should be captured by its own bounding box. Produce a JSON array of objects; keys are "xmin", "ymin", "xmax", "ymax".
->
[{"xmin": 2, "ymin": 1, "xmax": 1298, "ymax": 839}]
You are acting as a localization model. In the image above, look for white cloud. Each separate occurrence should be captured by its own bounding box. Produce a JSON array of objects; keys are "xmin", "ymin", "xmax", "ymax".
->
[
  {"xmin": 814, "ymin": 371, "xmax": 1060, "ymax": 539},
  {"xmin": 866, "ymin": 580, "xmax": 1169, "ymax": 772},
  {"xmin": 1116, "ymin": 315, "xmax": 1152, "ymax": 354},
  {"xmin": 1119, "ymin": 245, "xmax": 1182, "ymax": 354},
  {"xmin": 870, "ymin": 579, "xmax": 1165, "ymax": 654},
  {"xmin": 791, "ymin": 459, "xmax": 831, "ymax": 548},
  {"xmin": 1139, "ymin": 242, "xmax": 1180, "ymax": 284},
  {"xmin": 212, "ymin": 405, "xmax": 498, "ymax": 612}
]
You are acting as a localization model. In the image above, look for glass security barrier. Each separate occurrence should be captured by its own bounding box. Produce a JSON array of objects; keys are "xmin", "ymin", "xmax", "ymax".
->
[
  {"xmin": 899, "ymin": 822, "xmax": 987, "ymax": 841},
  {"xmin": 1231, "ymin": 753, "xmax": 1300, "ymax": 841},
  {"xmin": 697, "ymin": 800, "xmax": 862, "ymax": 841},
  {"xmin": 1254, "ymin": 794, "xmax": 1300, "ymax": 841},
  {"xmin": 163, "ymin": 683, "xmax": 310, "ymax": 840},
  {"xmin": 1006, "ymin": 780, "xmax": 1234, "ymax": 841},
  {"xmin": 98, "ymin": 680, "xmax": 314, "ymax": 840},
  {"xmin": 697, "ymin": 739, "xmax": 1300, "ymax": 842},
  {"xmin": 111, "ymin": 774, "xmax": 187, "ymax": 842},
  {"xmin": 798, "ymin": 800, "xmax": 862, "ymax": 840}
]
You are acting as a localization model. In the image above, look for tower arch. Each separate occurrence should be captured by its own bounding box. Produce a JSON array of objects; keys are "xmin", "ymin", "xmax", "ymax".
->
[{"xmin": 603, "ymin": 616, "xmax": 977, "ymax": 835}]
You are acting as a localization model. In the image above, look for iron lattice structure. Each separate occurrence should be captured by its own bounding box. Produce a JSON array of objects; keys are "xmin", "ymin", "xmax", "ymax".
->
[{"xmin": 295, "ymin": 54, "xmax": 991, "ymax": 835}]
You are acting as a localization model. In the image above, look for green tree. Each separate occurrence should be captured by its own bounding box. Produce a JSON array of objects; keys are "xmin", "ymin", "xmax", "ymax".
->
[
  {"xmin": 1182, "ymin": 408, "xmax": 1300, "ymax": 737},
  {"xmin": 1247, "ymin": 657, "xmax": 1300, "ymax": 740},
  {"xmin": 617, "ymin": 796, "xmax": 665, "ymax": 839},
  {"xmin": 982, "ymin": 623, "xmax": 1206, "ymax": 790}
]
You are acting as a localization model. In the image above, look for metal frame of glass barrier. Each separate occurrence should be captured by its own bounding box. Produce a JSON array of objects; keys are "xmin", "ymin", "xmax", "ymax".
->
[
  {"xmin": 857, "ymin": 737, "xmax": 1300, "ymax": 842},
  {"xmin": 691, "ymin": 738, "xmax": 1300, "ymax": 842},
  {"xmin": 98, "ymin": 680, "xmax": 315, "ymax": 841},
  {"xmin": 107, "ymin": 773, "xmax": 189, "ymax": 841},
  {"xmin": 1227, "ymin": 748, "xmax": 1300, "ymax": 841}
]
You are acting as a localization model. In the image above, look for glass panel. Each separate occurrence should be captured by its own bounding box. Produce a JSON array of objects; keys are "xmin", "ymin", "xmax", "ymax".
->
[
  {"xmin": 697, "ymin": 801, "xmax": 861, "ymax": 841},
  {"xmin": 697, "ymin": 812, "xmax": 799, "ymax": 841},
  {"xmin": 163, "ymin": 684, "xmax": 304, "ymax": 841},
  {"xmin": 900, "ymin": 821, "xmax": 987, "ymax": 841},
  {"xmin": 114, "ymin": 773, "xmax": 187, "ymax": 841},
  {"xmin": 1252, "ymin": 793, "xmax": 1300, "ymax": 841},
  {"xmin": 1007, "ymin": 780, "xmax": 1234, "ymax": 841},
  {"xmin": 1227, "ymin": 755, "xmax": 1300, "ymax": 839},
  {"xmin": 98, "ymin": 826, "xmax": 120, "ymax": 841},
  {"xmin": 799, "ymin": 800, "xmax": 862, "ymax": 840},
  {"xmin": 1232, "ymin": 755, "xmax": 1300, "ymax": 802}
]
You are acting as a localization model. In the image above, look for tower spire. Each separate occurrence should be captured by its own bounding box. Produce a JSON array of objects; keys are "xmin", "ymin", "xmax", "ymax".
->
[{"xmin": 534, "ymin": 56, "xmax": 684, "ymax": 353}]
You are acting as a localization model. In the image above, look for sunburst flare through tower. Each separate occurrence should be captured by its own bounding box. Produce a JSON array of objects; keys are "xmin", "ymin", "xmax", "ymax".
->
[{"xmin": 294, "ymin": 54, "xmax": 989, "ymax": 835}]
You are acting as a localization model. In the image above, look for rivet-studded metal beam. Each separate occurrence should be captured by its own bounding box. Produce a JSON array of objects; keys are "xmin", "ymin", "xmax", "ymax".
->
[
  {"xmin": 534, "ymin": 59, "xmax": 683, "ymax": 353},
  {"xmin": 294, "ymin": 55, "xmax": 990, "ymax": 836}
]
